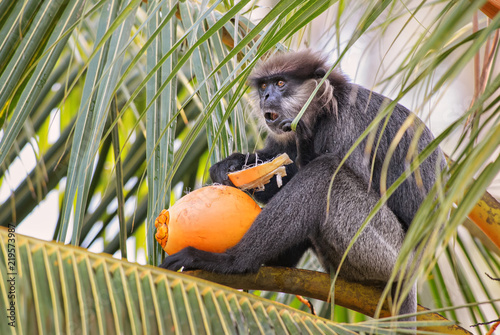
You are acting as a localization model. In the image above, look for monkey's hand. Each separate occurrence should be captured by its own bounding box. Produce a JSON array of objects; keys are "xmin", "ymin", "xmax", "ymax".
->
[
  {"xmin": 209, "ymin": 152, "xmax": 248, "ymax": 186},
  {"xmin": 278, "ymin": 118, "xmax": 312, "ymax": 138},
  {"xmin": 160, "ymin": 247, "xmax": 243, "ymax": 273},
  {"xmin": 278, "ymin": 118, "xmax": 294, "ymax": 132},
  {"xmin": 159, "ymin": 247, "xmax": 203, "ymax": 271}
]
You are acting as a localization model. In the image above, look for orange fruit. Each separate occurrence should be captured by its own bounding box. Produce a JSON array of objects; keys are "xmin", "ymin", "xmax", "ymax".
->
[
  {"xmin": 155, "ymin": 185, "xmax": 261, "ymax": 254},
  {"xmin": 227, "ymin": 153, "xmax": 292, "ymax": 191}
]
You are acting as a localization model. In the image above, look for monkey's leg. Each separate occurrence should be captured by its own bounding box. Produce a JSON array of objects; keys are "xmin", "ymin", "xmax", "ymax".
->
[
  {"xmin": 311, "ymin": 165, "xmax": 417, "ymax": 321},
  {"xmin": 159, "ymin": 198, "xmax": 320, "ymax": 273},
  {"xmin": 392, "ymin": 284, "xmax": 417, "ymax": 323},
  {"xmin": 265, "ymin": 240, "xmax": 312, "ymax": 267}
]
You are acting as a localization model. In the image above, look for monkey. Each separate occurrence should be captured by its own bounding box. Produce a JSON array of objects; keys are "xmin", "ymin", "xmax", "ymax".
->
[
  {"xmin": 160, "ymin": 50, "xmax": 446, "ymax": 320},
  {"xmin": 209, "ymin": 51, "xmax": 446, "ymax": 228},
  {"xmin": 163, "ymin": 154, "xmax": 416, "ymax": 317}
]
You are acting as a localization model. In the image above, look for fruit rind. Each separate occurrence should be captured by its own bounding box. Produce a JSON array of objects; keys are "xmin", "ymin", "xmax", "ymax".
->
[
  {"xmin": 228, "ymin": 153, "xmax": 292, "ymax": 191},
  {"xmin": 154, "ymin": 185, "xmax": 261, "ymax": 255}
]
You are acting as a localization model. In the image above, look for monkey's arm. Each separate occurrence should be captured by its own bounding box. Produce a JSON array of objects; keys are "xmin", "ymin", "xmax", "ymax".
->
[
  {"xmin": 294, "ymin": 120, "xmax": 317, "ymax": 168},
  {"xmin": 162, "ymin": 159, "xmax": 327, "ymax": 273},
  {"xmin": 159, "ymin": 201, "xmax": 315, "ymax": 273}
]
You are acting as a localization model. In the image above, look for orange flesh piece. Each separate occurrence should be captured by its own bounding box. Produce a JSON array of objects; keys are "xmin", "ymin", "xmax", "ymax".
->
[
  {"xmin": 228, "ymin": 153, "xmax": 293, "ymax": 190},
  {"xmin": 155, "ymin": 209, "xmax": 169, "ymax": 249}
]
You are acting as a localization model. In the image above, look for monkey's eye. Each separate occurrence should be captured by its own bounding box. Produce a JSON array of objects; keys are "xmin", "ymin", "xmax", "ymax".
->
[
  {"xmin": 260, "ymin": 83, "xmax": 267, "ymax": 90},
  {"xmin": 277, "ymin": 80, "xmax": 285, "ymax": 87}
]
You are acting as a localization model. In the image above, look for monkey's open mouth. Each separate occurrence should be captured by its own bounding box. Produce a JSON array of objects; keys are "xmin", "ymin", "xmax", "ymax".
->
[{"xmin": 264, "ymin": 112, "xmax": 279, "ymax": 122}]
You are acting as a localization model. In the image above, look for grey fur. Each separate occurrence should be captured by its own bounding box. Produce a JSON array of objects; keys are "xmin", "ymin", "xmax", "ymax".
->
[
  {"xmin": 162, "ymin": 155, "xmax": 416, "ymax": 318},
  {"xmin": 161, "ymin": 50, "xmax": 446, "ymax": 322},
  {"xmin": 212, "ymin": 50, "xmax": 446, "ymax": 229}
]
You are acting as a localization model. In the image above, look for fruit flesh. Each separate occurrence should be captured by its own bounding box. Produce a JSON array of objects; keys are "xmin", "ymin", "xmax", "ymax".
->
[
  {"xmin": 228, "ymin": 153, "xmax": 292, "ymax": 191},
  {"xmin": 155, "ymin": 209, "xmax": 169, "ymax": 250}
]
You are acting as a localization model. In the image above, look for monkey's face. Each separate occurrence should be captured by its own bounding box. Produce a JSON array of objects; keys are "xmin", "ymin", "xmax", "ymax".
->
[
  {"xmin": 249, "ymin": 51, "xmax": 339, "ymax": 136},
  {"xmin": 252, "ymin": 77, "xmax": 316, "ymax": 135}
]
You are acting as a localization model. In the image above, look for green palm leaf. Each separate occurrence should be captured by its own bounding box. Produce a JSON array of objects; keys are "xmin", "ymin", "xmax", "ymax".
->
[{"xmin": 0, "ymin": 228, "xmax": 401, "ymax": 334}]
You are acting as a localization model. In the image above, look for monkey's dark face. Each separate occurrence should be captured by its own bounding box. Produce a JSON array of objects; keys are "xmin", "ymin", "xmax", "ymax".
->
[
  {"xmin": 249, "ymin": 51, "xmax": 339, "ymax": 136},
  {"xmin": 258, "ymin": 78, "xmax": 287, "ymax": 112},
  {"xmin": 253, "ymin": 75, "xmax": 315, "ymax": 135}
]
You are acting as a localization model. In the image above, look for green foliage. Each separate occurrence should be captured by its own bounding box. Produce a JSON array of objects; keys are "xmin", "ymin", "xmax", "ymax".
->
[
  {"xmin": 0, "ymin": 0, "xmax": 499, "ymax": 332},
  {"xmin": 2, "ymin": 228, "xmax": 375, "ymax": 334}
]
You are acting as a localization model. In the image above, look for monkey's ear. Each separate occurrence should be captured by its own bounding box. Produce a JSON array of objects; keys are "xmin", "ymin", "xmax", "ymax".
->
[{"xmin": 314, "ymin": 68, "xmax": 327, "ymax": 78}]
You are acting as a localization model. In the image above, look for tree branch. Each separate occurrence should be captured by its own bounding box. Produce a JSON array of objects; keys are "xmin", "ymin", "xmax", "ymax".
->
[{"xmin": 186, "ymin": 267, "xmax": 473, "ymax": 334}]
